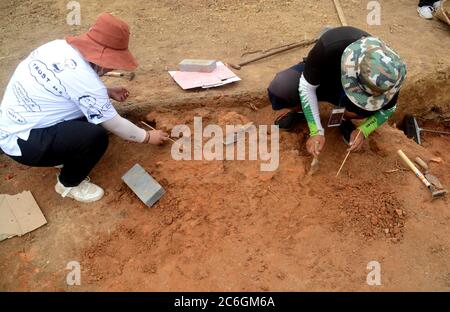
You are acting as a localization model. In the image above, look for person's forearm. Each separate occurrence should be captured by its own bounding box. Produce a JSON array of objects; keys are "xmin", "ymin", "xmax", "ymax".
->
[
  {"xmin": 299, "ymin": 75, "xmax": 324, "ymax": 136},
  {"xmin": 358, "ymin": 105, "xmax": 397, "ymax": 138},
  {"xmin": 101, "ymin": 115, "xmax": 147, "ymax": 142}
]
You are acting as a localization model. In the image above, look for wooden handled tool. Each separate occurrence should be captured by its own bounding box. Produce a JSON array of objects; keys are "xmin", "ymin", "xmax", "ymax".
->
[
  {"xmin": 414, "ymin": 157, "xmax": 429, "ymax": 171},
  {"xmin": 104, "ymin": 71, "xmax": 135, "ymax": 81},
  {"xmin": 228, "ymin": 38, "xmax": 318, "ymax": 70},
  {"xmin": 415, "ymin": 156, "xmax": 444, "ymax": 189},
  {"xmin": 402, "ymin": 115, "xmax": 450, "ymax": 145},
  {"xmin": 397, "ymin": 150, "xmax": 447, "ymax": 200},
  {"xmin": 398, "ymin": 150, "xmax": 431, "ymax": 187}
]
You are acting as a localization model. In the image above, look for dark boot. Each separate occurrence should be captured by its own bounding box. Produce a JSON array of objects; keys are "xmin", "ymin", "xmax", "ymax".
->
[{"xmin": 274, "ymin": 111, "xmax": 305, "ymax": 131}]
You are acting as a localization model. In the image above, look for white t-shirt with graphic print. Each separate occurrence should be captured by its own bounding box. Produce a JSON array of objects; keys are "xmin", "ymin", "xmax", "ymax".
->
[{"xmin": 0, "ymin": 40, "xmax": 117, "ymax": 156}]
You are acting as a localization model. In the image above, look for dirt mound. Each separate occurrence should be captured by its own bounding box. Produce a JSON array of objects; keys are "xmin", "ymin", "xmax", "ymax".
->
[
  {"xmin": 321, "ymin": 180, "xmax": 406, "ymax": 242},
  {"xmin": 82, "ymin": 192, "xmax": 182, "ymax": 284}
]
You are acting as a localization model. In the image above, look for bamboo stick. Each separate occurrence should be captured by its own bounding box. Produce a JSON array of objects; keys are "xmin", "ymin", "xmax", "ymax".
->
[
  {"xmin": 140, "ymin": 121, "xmax": 177, "ymax": 144},
  {"xmin": 336, "ymin": 130, "xmax": 361, "ymax": 177}
]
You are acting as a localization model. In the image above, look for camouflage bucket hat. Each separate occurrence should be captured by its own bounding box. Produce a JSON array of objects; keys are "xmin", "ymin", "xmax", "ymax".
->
[{"xmin": 341, "ymin": 37, "xmax": 407, "ymax": 111}]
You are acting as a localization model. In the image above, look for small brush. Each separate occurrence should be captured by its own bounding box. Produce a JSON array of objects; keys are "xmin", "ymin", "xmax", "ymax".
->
[
  {"xmin": 307, "ymin": 141, "xmax": 320, "ymax": 176},
  {"xmin": 308, "ymin": 157, "xmax": 320, "ymax": 176}
]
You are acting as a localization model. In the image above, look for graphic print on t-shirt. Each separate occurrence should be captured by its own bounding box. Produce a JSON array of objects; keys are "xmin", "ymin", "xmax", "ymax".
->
[
  {"xmin": 52, "ymin": 63, "xmax": 65, "ymax": 73},
  {"xmin": 52, "ymin": 59, "xmax": 78, "ymax": 73},
  {"xmin": 28, "ymin": 60, "xmax": 69, "ymax": 99},
  {"xmin": 12, "ymin": 82, "xmax": 41, "ymax": 112},
  {"xmin": 6, "ymin": 108, "xmax": 26, "ymax": 125},
  {"xmin": 78, "ymin": 95, "xmax": 104, "ymax": 120},
  {"xmin": 64, "ymin": 59, "xmax": 77, "ymax": 70}
]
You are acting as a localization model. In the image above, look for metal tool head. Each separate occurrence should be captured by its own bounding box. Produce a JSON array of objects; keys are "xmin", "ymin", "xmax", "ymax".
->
[
  {"xmin": 402, "ymin": 115, "xmax": 421, "ymax": 144},
  {"xmin": 430, "ymin": 186, "xmax": 448, "ymax": 200},
  {"xmin": 426, "ymin": 173, "xmax": 444, "ymax": 189}
]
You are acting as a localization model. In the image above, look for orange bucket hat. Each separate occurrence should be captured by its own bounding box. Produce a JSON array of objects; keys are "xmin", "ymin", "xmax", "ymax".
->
[{"xmin": 66, "ymin": 12, "xmax": 138, "ymax": 71}]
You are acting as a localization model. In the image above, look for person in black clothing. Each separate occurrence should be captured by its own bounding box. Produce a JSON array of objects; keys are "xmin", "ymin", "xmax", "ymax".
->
[{"xmin": 268, "ymin": 26, "xmax": 407, "ymax": 157}]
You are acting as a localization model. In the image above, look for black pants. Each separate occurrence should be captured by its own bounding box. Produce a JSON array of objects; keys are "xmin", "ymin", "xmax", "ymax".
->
[
  {"xmin": 267, "ymin": 62, "xmax": 374, "ymax": 118},
  {"xmin": 9, "ymin": 119, "xmax": 109, "ymax": 187},
  {"xmin": 419, "ymin": 0, "xmax": 436, "ymax": 6}
]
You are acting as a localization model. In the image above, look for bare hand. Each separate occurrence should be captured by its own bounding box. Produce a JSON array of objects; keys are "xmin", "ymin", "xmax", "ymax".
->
[
  {"xmin": 147, "ymin": 130, "xmax": 169, "ymax": 145},
  {"xmin": 347, "ymin": 130, "xmax": 364, "ymax": 152},
  {"xmin": 108, "ymin": 87, "xmax": 130, "ymax": 102},
  {"xmin": 306, "ymin": 135, "xmax": 325, "ymax": 157}
]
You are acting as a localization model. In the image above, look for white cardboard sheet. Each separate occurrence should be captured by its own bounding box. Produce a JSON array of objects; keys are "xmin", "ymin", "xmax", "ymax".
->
[
  {"xmin": 169, "ymin": 61, "xmax": 241, "ymax": 90},
  {"xmin": 0, "ymin": 191, "xmax": 47, "ymax": 241}
]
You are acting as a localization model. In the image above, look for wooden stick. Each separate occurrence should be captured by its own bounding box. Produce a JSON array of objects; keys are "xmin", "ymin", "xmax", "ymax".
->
[
  {"xmin": 140, "ymin": 121, "xmax": 177, "ymax": 144},
  {"xmin": 336, "ymin": 130, "xmax": 361, "ymax": 177},
  {"xmin": 229, "ymin": 38, "xmax": 318, "ymax": 70},
  {"xmin": 333, "ymin": 0, "xmax": 348, "ymax": 26}
]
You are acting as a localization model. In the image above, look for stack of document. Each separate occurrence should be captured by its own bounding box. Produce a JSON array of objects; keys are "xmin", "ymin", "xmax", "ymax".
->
[{"xmin": 169, "ymin": 61, "xmax": 241, "ymax": 90}]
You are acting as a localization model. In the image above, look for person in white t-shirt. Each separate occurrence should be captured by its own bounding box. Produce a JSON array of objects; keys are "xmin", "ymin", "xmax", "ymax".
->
[{"xmin": 0, "ymin": 12, "xmax": 169, "ymax": 203}]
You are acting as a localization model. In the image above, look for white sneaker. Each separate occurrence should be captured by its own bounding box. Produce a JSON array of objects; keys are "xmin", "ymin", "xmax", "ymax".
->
[
  {"xmin": 433, "ymin": 1, "xmax": 442, "ymax": 10},
  {"xmin": 55, "ymin": 177, "xmax": 104, "ymax": 203},
  {"xmin": 417, "ymin": 6, "xmax": 434, "ymax": 19}
]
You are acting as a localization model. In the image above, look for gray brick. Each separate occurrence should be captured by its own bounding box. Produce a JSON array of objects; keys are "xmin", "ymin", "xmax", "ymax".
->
[
  {"xmin": 121, "ymin": 164, "xmax": 165, "ymax": 207},
  {"xmin": 178, "ymin": 59, "xmax": 217, "ymax": 73}
]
